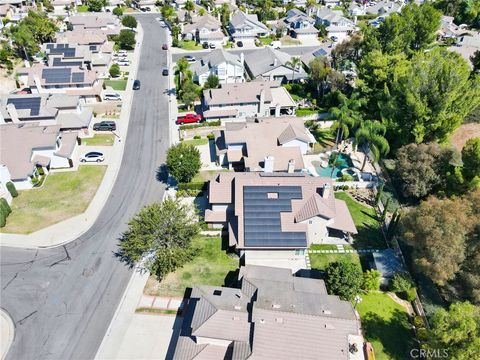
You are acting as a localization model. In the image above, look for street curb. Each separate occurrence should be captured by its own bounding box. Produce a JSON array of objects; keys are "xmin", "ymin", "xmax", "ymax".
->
[
  {"xmin": 0, "ymin": 24, "xmax": 145, "ymax": 250},
  {"xmin": 0, "ymin": 308, "xmax": 14, "ymax": 360}
]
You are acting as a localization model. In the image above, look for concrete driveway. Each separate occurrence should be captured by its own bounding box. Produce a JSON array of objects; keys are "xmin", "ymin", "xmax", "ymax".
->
[{"xmin": 0, "ymin": 14, "xmax": 172, "ymax": 360}]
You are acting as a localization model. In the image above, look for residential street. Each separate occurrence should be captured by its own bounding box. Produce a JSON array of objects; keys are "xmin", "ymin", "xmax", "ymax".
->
[{"xmin": 0, "ymin": 14, "xmax": 170, "ymax": 360}]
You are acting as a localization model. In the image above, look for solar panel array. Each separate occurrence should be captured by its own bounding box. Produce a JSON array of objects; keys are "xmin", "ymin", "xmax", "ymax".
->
[
  {"xmin": 52, "ymin": 58, "xmax": 83, "ymax": 67},
  {"xmin": 7, "ymin": 97, "xmax": 41, "ymax": 116},
  {"xmin": 42, "ymin": 68, "xmax": 72, "ymax": 84},
  {"xmin": 71, "ymin": 72, "xmax": 85, "ymax": 82},
  {"xmin": 243, "ymin": 186, "xmax": 307, "ymax": 248},
  {"xmin": 46, "ymin": 43, "xmax": 76, "ymax": 58}
]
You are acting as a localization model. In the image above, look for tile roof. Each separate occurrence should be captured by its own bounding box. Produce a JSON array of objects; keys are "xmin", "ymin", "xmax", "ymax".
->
[
  {"xmin": 183, "ymin": 14, "xmax": 221, "ymax": 33},
  {"xmin": 173, "ymin": 265, "xmax": 362, "ymax": 360}
]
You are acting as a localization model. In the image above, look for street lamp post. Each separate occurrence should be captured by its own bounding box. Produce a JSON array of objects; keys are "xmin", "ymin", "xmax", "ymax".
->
[{"xmin": 354, "ymin": 295, "xmax": 362, "ymax": 309}]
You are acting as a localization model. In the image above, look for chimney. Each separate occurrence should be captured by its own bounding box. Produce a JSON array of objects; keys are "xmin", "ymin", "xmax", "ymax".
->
[
  {"xmin": 240, "ymin": 52, "xmax": 244, "ymax": 66},
  {"xmin": 6, "ymin": 103, "xmax": 20, "ymax": 123},
  {"xmin": 287, "ymin": 159, "xmax": 295, "ymax": 173},
  {"xmin": 322, "ymin": 183, "xmax": 331, "ymax": 199},
  {"xmin": 264, "ymin": 155, "xmax": 275, "ymax": 173},
  {"xmin": 258, "ymin": 89, "xmax": 266, "ymax": 115},
  {"xmin": 245, "ymin": 8, "xmax": 248, "ymax": 15},
  {"xmin": 273, "ymin": 58, "xmax": 278, "ymax": 67}
]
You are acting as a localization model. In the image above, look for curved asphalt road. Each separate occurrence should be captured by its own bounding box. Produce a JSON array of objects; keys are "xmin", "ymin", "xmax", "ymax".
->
[{"xmin": 0, "ymin": 14, "xmax": 170, "ymax": 360}]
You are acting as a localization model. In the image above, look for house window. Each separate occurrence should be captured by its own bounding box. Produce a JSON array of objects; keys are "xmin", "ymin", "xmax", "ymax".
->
[
  {"xmin": 309, "ymin": 220, "xmax": 313, "ymax": 224},
  {"xmin": 295, "ymin": 249, "xmax": 305, "ymax": 256}
]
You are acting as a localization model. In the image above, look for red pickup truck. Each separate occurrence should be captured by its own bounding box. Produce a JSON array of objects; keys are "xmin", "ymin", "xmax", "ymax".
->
[{"xmin": 176, "ymin": 113, "xmax": 202, "ymax": 125}]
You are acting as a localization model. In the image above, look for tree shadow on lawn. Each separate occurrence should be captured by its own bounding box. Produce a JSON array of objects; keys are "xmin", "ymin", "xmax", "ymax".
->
[
  {"xmin": 361, "ymin": 209, "xmax": 379, "ymax": 222},
  {"xmin": 352, "ymin": 225, "xmax": 387, "ymax": 250},
  {"xmin": 361, "ymin": 308, "xmax": 415, "ymax": 360}
]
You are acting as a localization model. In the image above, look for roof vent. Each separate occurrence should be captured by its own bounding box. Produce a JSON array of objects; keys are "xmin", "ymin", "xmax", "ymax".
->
[
  {"xmin": 325, "ymin": 323, "xmax": 335, "ymax": 329},
  {"xmin": 272, "ymin": 303, "xmax": 281, "ymax": 309},
  {"xmin": 234, "ymin": 305, "xmax": 242, "ymax": 310},
  {"xmin": 275, "ymin": 318, "xmax": 283, "ymax": 323},
  {"xmin": 260, "ymin": 319, "xmax": 265, "ymax": 324},
  {"xmin": 213, "ymin": 290, "xmax": 222, "ymax": 296},
  {"xmin": 323, "ymin": 310, "xmax": 332, "ymax": 315},
  {"xmin": 232, "ymin": 316, "xmax": 240, "ymax": 321}
]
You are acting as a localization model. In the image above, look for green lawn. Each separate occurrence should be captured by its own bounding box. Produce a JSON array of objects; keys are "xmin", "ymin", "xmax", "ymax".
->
[
  {"xmin": 357, "ymin": 292, "xmax": 414, "ymax": 360},
  {"xmin": 76, "ymin": 5, "xmax": 88, "ymax": 12},
  {"xmin": 82, "ymin": 134, "xmax": 115, "ymax": 146},
  {"xmin": 1, "ymin": 166, "xmax": 106, "ymax": 234},
  {"xmin": 179, "ymin": 40, "xmax": 203, "ymax": 50},
  {"xmin": 335, "ymin": 192, "xmax": 386, "ymax": 249},
  {"xmin": 310, "ymin": 251, "xmax": 361, "ymax": 270},
  {"xmin": 192, "ymin": 169, "xmax": 230, "ymax": 183},
  {"xmin": 259, "ymin": 37, "xmax": 273, "ymax": 45},
  {"xmin": 182, "ymin": 138, "xmax": 209, "ymax": 147},
  {"xmin": 104, "ymin": 79, "xmax": 127, "ymax": 91},
  {"xmin": 144, "ymin": 236, "xmax": 239, "ymax": 297}
]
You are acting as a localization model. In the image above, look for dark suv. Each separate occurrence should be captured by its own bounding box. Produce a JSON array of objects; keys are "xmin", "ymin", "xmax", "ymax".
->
[{"xmin": 93, "ymin": 121, "xmax": 116, "ymax": 131}]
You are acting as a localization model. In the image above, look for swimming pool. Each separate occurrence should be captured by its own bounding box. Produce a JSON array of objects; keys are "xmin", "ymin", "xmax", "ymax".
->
[{"xmin": 315, "ymin": 153, "xmax": 354, "ymax": 178}]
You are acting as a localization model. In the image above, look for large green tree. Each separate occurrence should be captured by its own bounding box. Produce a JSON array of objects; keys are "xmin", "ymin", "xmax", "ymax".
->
[
  {"xmin": 427, "ymin": 301, "xmax": 480, "ymax": 359},
  {"xmin": 118, "ymin": 29, "xmax": 135, "ymax": 49},
  {"xmin": 86, "ymin": 0, "xmax": 107, "ymax": 12},
  {"xmin": 121, "ymin": 15, "xmax": 137, "ymax": 29},
  {"xmin": 400, "ymin": 195, "xmax": 474, "ymax": 285},
  {"xmin": 381, "ymin": 49, "xmax": 480, "ymax": 146},
  {"xmin": 325, "ymin": 260, "xmax": 363, "ymax": 301},
  {"xmin": 394, "ymin": 143, "xmax": 456, "ymax": 199},
  {"xmin": 118, "ymin": 198, "xmax": 199, "ymax": 279},
  {"xmin": 166, "ymin": 143, "xmax": 201, "ymax": 183},
  {"xmin": 461, "ymin": 137, "xmax": 480, "ymax": 182}
]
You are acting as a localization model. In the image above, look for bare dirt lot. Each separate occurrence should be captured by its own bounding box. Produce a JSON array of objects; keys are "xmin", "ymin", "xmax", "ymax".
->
[{"xmin": 449, "ymin": 123, "xmax": 480, "ymax": 150}]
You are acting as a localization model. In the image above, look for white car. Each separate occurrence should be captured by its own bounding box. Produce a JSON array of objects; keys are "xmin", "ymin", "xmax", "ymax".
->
[
  {"xmin": 184, "ymin": 55, "xmax": 196, "ymax": 63},
  {"xmin": 103, "ymin": 93, "xmax": 122, "ymax": 101},
  {"xmin": 116, "ymin": 50, "xmax": 127, "ymax": 55},
  {"xmin": 115, "ymin": 60, "xmax": 130, "ymax": 66},
  {"xmin": 80, "ymin": 151, "xmax": 104, "ymax": 163}
]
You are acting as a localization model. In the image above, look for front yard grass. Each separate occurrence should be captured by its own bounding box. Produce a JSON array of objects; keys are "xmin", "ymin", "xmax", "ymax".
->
[
  {"xmin": 335, "ymin": 191, "xmax": 386, "ymax": 249},
  {"xmin": 76, "ymin": 5, "xmax": 88, "ymax": 12},
  {"xmin": 357, "ymin": 292, "xmax": 414, "ymax": 360},
  {"xmin": 144, "ymin": 236, "xmax": 239, "ymax": 297},
  {"xmin": 82, "ymin": 134, "xmax": 115, "ymax": 146},
  {"xmin": 1, "ymin": 166, "xmax": 106, "ymax": 234},
  {"xmin": 104, "ymin": 79, "xmax": 127, "ymax": 91},
  {"xmin": 259, "ymin": 37, "xmax": 273, "ymax": 45},
  {"xmin": 178, "ymin": 40, "xmax": 203, "ymax": 50},
  {"xmin": 182, "ymin": 138, "xmax": 209, "ymax": 147}
]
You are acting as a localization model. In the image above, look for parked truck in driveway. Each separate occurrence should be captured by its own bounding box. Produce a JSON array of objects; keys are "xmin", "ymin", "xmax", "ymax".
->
[{"xmin": 176, "ymin": 113, "xmax": 201, "ymax": 125}]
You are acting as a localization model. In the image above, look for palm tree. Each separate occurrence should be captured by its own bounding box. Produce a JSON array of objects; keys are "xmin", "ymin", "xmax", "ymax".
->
[
  {"xmin": 305, "ymin": 0, "xmax": 317, "ymax": 15},
  {"xmin": 329, "ymin": 93, "xmax": 363, "ymax": 147},
  {"xmin": 175, "ymin": 58, "xmax": 190, "ymax": 91},
  {"xmin": 286, "ymin": 56, "xmax": 301, "ymax": 83},
  {"xmin": 328, "ymin": 152, "xmax": 343, "ymax": 177},
  {"xmin": 184, "ymin": 0, "xmax": 195, "ymax": 19},
  {"xmin": 354, "ymin": 120, "xmax": 390, "ymax": 171}
]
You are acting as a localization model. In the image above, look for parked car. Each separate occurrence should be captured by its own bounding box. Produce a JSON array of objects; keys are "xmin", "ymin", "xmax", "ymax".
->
[
  {"xmin": 162, "ymin": 67, "xmax": 169, "ymax": 76},
  {"xmin": 184, "ymin": 55, "xmax": 196, "ymax": 63},
  {"xmin": 209, "ymin": 43, "xmax": 216, "ymax": 49},
  {"xmin": 93, "ymin": 121, "xmax": 116, "ymax": 131},
  {"xmin": 176, "ymin": 113, "xmax": 201, "ymax": 125},
  {"xmin": 103, "ymin": 93, "xmax": 122, "ymax": 101},
  {"xmin": 162, "ymin": 44, "xmax": 168, "ymax": 50},
  {"xmin": 80, "ymin": 151, "xmax": 104, "ymax": 163},
  {"xmin": 237, "ymin": 41, "xmax": 243, "ymax": 48},
  {"xmin": 269, "ymin": 41, "xmax": 281, "ymax": 49},
  {"xmin": 116, "ymin": 50, "xmax": 127, "ymax": 55},
  {"xmin": 202, "ymin": 42, "xmax": 209, "ymax": 49},
  {"xmin": 133, "ymin": 79, "xmax": 141, "ymax": 90},
  {"xmin": 115, "ymin": 60, "xmax": 130, "ymax": 66}
]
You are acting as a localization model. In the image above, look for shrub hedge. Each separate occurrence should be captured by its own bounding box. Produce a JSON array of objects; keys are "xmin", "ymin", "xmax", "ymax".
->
[{"xmin": 6, "ymin": 182, "xmax": 18, "ymax": 197}]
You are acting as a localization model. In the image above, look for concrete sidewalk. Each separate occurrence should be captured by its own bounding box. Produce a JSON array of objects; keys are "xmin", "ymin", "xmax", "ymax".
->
[
  {"xmin": 0, "ymin": 309, "xmax": 14, "ymax": 360},
  {"xmin": 95, "ymin": 270, "xmax": 182, "ymax": 360},
  {"xmin": 0, "ymin": 25, "xmax": 144, "ymax": 249}
]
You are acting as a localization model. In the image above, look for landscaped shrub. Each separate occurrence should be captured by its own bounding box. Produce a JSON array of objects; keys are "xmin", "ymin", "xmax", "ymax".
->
[
  {"xmin": 0, "ymin": 211, "xmax": 6, "ymax": 227},
  {"xmin": 37, "ymin": 167, "xmax": 45, "ymax": 176},
  {"xmin": 177, "ymin": 182, "xmax": 206, "ymax": 191},
  {"xmin": 6, "ymin": 182, "xmax": 18, "ymax": 197},
  {"xmin": 193, "ymin": 135, "xmax": 201, "ymax": 140},
  {"xmin": 0, "ymin": 198, "xmax": 11, "ymax": 214},
  {"xmin": 413, "ymin": 315, "xmax": 425, "ymax": 329},
  {"xmin": 179, "ymin": 120, "xmax": 221, "ymax": 130},
  {"xmin": 206, "ymin": 133, "xmax": 215, "ymax": 140},
  {"xmin": 390, "ymin": 273, "xmax": 417, "ymax": 301},
  {"xmin": 339, "ymin": 174, "xmax": 354, "ymax": 182}
]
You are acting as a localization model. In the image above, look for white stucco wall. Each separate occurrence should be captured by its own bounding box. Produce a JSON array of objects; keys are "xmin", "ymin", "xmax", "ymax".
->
[
  {"xmin": 303, "ymin": 216, "xmax": 333, "ymax": 244},
  {"xmin": 244, "ymin": 249, "xmax": 307, "ymax": 272},
  {"xmin": 281, "ymin": 139, "xmax": 309, "ymax": 155}
]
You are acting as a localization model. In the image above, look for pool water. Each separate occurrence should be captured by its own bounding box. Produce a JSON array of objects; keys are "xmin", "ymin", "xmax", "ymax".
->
[{"xmin": 315, "ymin": 153, "xmax": 354, "ymax": 178}]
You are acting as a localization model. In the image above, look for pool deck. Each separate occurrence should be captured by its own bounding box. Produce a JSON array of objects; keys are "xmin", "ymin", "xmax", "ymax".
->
[{"xmin": 304, "ymin": 140, "xmax": 376, "ymax": 177}]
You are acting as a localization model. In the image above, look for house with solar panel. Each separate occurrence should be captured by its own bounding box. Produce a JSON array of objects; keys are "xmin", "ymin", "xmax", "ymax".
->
[
  {"xmin": 55, "ymin": 28, "xmax": 114, "ymax": 54},
  {"xmin": 205, "ymin": 172, "xmax": 357, "ymax": 271},
  {"xmin": 213, "ymin": 116, "xmax": 315, "ymax": 172},
  {"xmin": 173, "ymin": 265, "xmax": 364, "ymax": 360},
  {"xmin": 17, "ymin": 63, "xmax": 102, "ymax": 100},
  {"xmin": 41, "ymin": 42, "xmax": 112, "ymax": 78},
  {"xmin": 0, "ymin": 123, "xmax": 79, "ymax": 190},
  {"xmin": 0, "ymin": 93, "xmax": 93, "ymax": 130}
]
